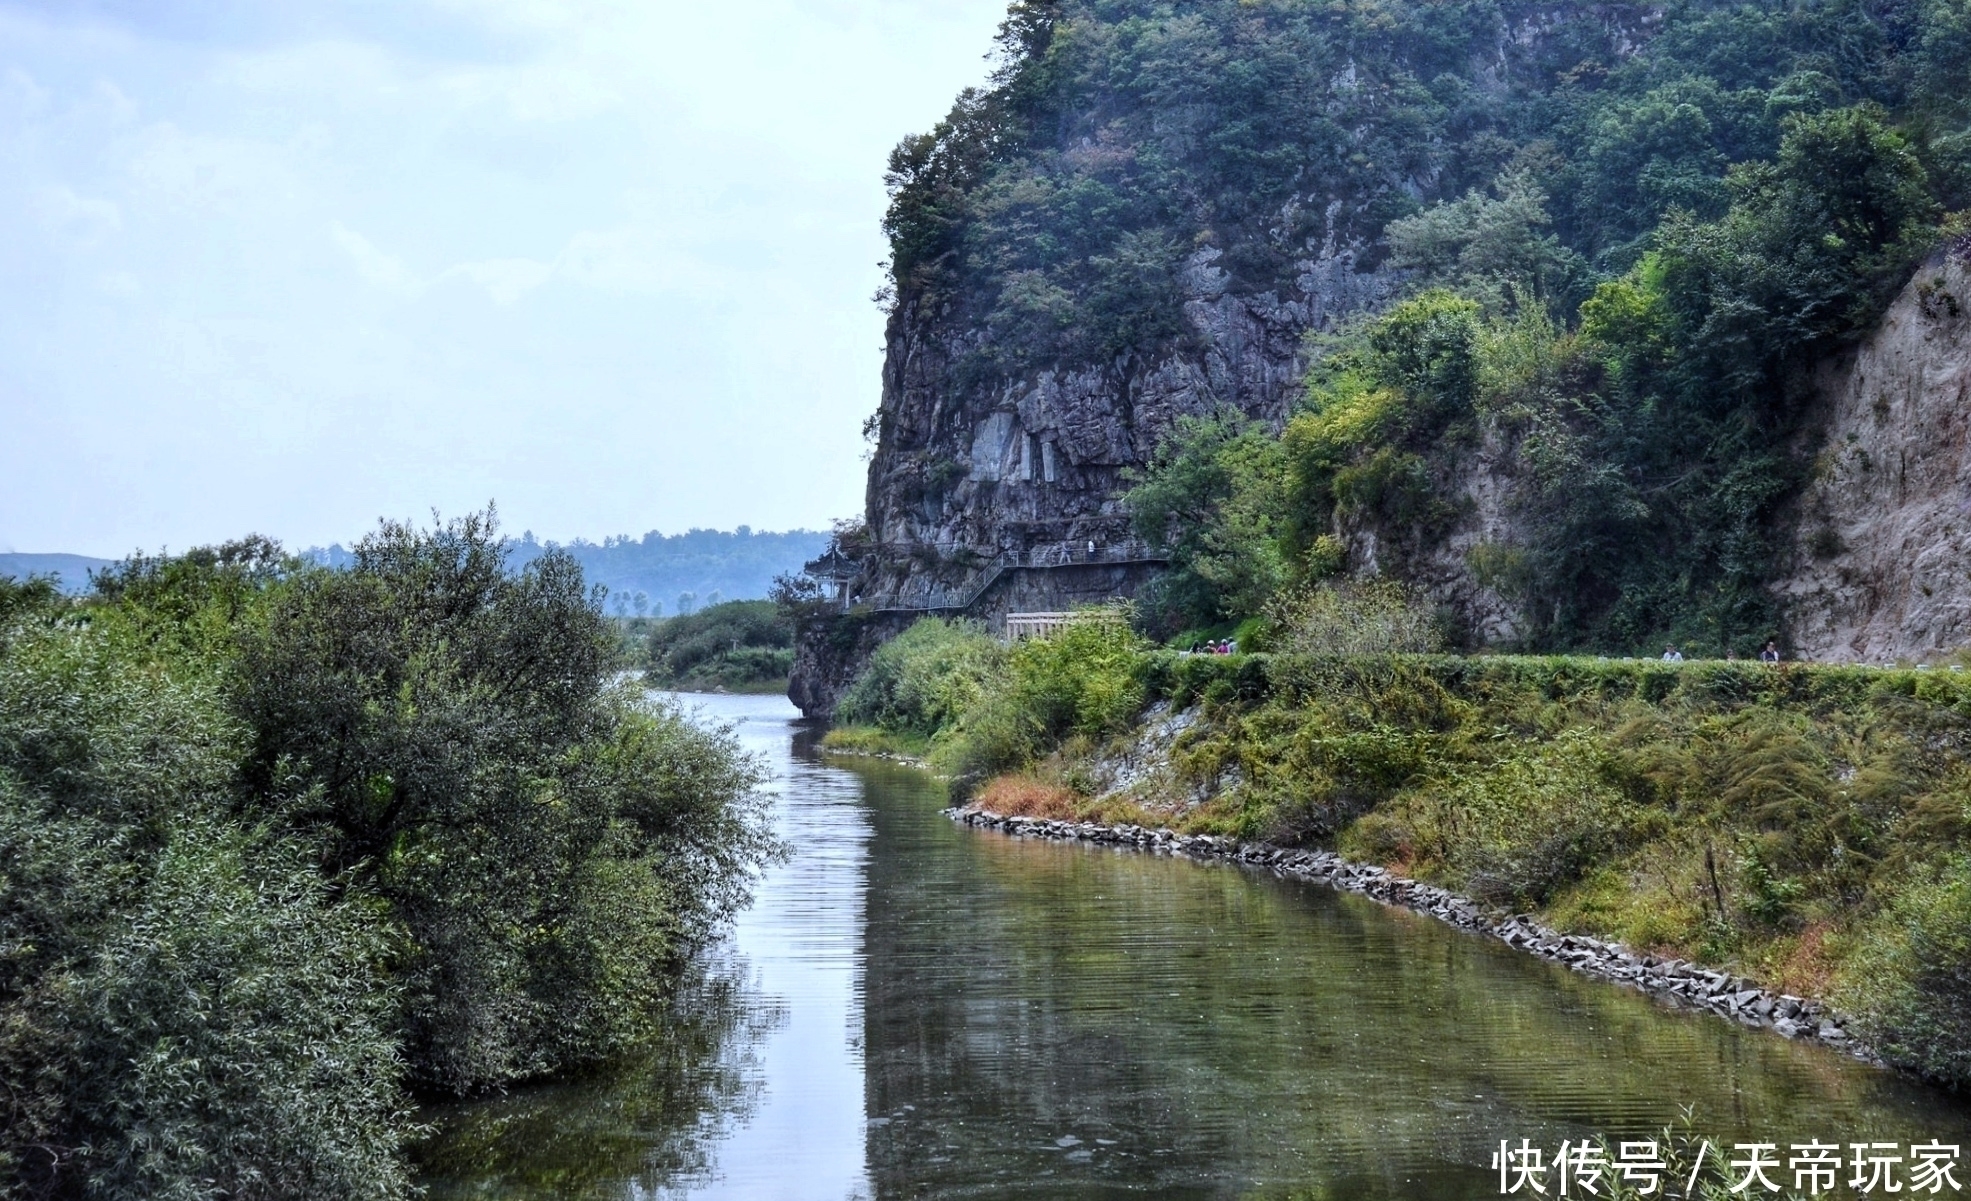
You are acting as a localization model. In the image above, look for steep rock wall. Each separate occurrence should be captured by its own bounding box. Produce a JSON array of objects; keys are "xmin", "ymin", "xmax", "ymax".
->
[
  {"xmin": 1780, "ymin": 251, "xmax": 1971, "ymax": 662},
  {"xmin": 791, "ymin": 3, "xmax": 1669, "ymax": 712},
  {"xmin": 1364, "ymin": 432, "xmax": 1529, "ymax": 647},
  {"xmin": 864, "ymin": 245, "xmax": 1401, "ymax": 565}
]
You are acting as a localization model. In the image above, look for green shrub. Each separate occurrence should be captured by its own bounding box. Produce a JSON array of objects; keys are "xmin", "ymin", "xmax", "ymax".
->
[
  {"xmin": 835, "ymin": 617, "xmax": 1003, "ymax": 736},
  {"xmin": 228, "ymin": 517, "xmax": 776, "ymax": 1095},
  {"xmin": 939, "ymin": 618, "xmax": 1148, "ymax": 777},
  {"xmin": 1267, "ymin": 580, "xmax": 1442, "ymax": 658},
  {"xmin": 52, "ymin": 823, "xmax": 408, "ymax": 1201},
  {"xmin": 0, "ymin": 513, "xmax": 783, "ymax": 1195},
  {"xmin": 1843, "ymin": 859, "xmax": 1971, "ymax": 1087},
  {"xmin": 645, "ymin": 600, "xmax": 794, "ymax": 690},
  {"xmin": 1433, "ymin": 730, "xmax": 1635, "ymax": 906},
  {"xmin": 0, "ymin": 624, "xmax": 409, "ymax": 1199}
]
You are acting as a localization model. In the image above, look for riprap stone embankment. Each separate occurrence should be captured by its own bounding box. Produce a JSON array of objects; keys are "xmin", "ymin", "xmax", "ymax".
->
[{"xmin": 950, "ymin": 808, "xmax": 1869, "ymax": 1061}]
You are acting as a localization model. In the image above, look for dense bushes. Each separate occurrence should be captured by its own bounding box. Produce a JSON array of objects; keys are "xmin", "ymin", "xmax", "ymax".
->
[
  {"xmin": 643, "ymin": 600, "xmax": 794, "ymax": 692},
  {"xmin": 830, "ymin": 614, "xmax": 1147, "ymax": 777},
  {"xmin": 0, "ymin": 611, "xmax": 409, "ymax": 1199},
  {"xmin": 944, "ymin": 617, "xmax": 1149, "ymax": 776},
  {"xmin": 0, "ymin": 516, "xmax": 778, "ymax": 1197},
  {"xmin": 1843, "ymin": 859, "xmax": 1971, "ymax": 1087},
  {"xmin": 835, "ymin": 618, "xmax": 1003, "ymax": 739}
]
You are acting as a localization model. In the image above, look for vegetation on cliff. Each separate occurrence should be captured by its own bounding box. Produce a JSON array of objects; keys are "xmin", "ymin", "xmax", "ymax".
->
[
  {"xmin": 884, "ymin": 0, "xmax": 1971, "ymax": 651},
  {"xmin": 0, "ymin": 516, "xmax": 779, "ymax": 1198},
  {"xmin": 832, "ymin": 604, "xmax": 1971, "ymax": 1086}
]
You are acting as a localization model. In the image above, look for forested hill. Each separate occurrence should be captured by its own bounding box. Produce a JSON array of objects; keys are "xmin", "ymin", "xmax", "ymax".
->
[
  {"xmin": 859, "ymin": 0, "xmax": 1971, "ymax": 656},
  {"xmin": 308, "ymin": 527, "xmax": 829, "ymax": 616},
  {"xmin": 0, "ymin": 553, "xmax": 114, "ymax": 594}
]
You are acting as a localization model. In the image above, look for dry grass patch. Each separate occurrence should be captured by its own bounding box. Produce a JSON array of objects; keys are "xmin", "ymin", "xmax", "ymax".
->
[{"xmin": 969, "ymin": 774, "xmax": 1087, "ymax": 820}]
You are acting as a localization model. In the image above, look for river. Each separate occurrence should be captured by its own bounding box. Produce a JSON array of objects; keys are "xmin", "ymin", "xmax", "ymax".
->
[{"xmin": 417, "ymin": 692, "xmax": 1971, "ymax": 1200}]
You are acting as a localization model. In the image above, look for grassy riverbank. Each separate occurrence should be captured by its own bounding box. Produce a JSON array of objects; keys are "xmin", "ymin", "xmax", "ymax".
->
[{"xmin": 836, "ymin": 616, "xmax": 1971, "ymax": 1086}]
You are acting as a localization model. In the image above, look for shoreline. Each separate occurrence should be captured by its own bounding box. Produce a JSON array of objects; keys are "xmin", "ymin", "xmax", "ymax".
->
[
  {"xmin": 815, "ymin": 744, "xmax": 933, "ymax": 769},
  {"xmin": 948, "ymin": 806, "xmax": 1878, "ymax": 1067}
]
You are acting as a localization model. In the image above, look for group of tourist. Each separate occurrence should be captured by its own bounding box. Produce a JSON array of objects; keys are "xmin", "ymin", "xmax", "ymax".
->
[
  {"xmin": 1192, "ymin": 639, "xmax": 1239, "ymax": 655},
  {"xmin": 1661, "ymin": 641, "xmax": 1784, "ymax": 663}
]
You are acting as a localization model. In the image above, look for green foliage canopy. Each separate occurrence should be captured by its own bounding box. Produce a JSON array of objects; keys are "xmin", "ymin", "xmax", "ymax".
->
[
  {"xmin": 644, "ymin": 600, "xmax": 795, "ymax": 692},
  {"xmin": 0, "ymin": 514, "xmax": 781, "ymax": 1197}
]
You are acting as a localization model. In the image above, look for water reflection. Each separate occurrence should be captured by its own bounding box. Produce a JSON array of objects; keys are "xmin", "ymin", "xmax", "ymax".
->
[
  {"xmin": 416, "ymin": 964, "xmax": 779, "ymax": 1199},
  {"xmin": 419, "ymin": 694, "xmax": 1971, "ymax": 1201},
  {"xmin": 858, "ymin": 808, "xmax": 1971, "ymax": 1199},
  {"xmin": 418, "ymin": 693, "xmax": 872, "ymax": 1200}
]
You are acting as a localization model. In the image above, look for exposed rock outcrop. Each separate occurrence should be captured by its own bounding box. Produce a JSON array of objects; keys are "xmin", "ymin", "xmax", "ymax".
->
[
  {"xmin": 1339, "ymin": 430, "xmax": 1531, "ymax": 646},
  {"xmin": 864, "ymin": 245, "xmax": 1403, "ymax": 565},
  {"xmin": 792, "ymin": 4, "xmax": 1971, "ymax": 710},
  {"xmin": 830, "ymin": 5, "xmax": 1664, "ymax": 656},
  {"xmin": 1780, "ymin": 248, "xmax": 1971, "ymax": 662}
]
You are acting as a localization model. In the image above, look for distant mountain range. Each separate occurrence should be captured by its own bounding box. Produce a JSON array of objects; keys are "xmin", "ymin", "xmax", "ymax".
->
[
  {"xmin": 306, "ymin": 528, "xmax": 829, "ymax": 615},
  {"xmin": 3, "ymin": 528, "xmax": 829, "ymax": 610},
  {"xmin": 0, "ymin": 553, "xmax": 115, "ymax": 593}
]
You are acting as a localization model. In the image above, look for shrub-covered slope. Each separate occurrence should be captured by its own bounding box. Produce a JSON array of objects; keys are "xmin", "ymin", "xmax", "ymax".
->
[
  {"xmin": 643, "ymin": 600, "xmax": 796, "ymax": 693},
  {"xmin": 854, "ymin": 0, "xmax": 1971, "ymax": 655},
  {"xmin": 832, "ymin": 611, "xmax": 1971, "ymax": 1087}
]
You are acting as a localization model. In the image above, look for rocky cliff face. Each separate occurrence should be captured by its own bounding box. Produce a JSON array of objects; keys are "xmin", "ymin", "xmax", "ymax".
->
[
  {"xmin": 862, "ymin": 246, "xmax": 1402, "ymax": 582},
  {"xmin": 787, "ymin": 244, "xmax": 1407, "ymax": 715},
  {"xmin": 1364, "ymin": 253, "xmax": 1971, "ymax": 662},
  {"xmin": 1779, "ymin": 249, "xmax": 1971, "ymax": 663},
  {"xmin": 1353, "ymin": 432, "xmax": 1530, "ymax": 647},
  {"xmin": 847, "ymin": 4, "xmax": 1663, "ymax": 614}
]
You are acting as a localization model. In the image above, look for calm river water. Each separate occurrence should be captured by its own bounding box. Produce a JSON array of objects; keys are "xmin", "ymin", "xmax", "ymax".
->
[{"xmin": 418, "ymin": 692, "xmax": 1971, "ymax": 1200}]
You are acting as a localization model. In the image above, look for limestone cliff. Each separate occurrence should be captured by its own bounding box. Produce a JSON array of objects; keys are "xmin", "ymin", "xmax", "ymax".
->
[
  {"xmin": 862, "ymin": 246, "xmax": 1401, "ymax": 582},
  {"xmin": 1779, "ymin": 248, "xmax": 1971, "ymax": 663},
  {"xmin": 789, "ymin": 0, "xmax": 1971, "ymax": 715},
  {"xmin": 854, "ymin": 5, "xmax": 1660, "ymax": 607},
  {"xmin": 789, "ymin": 3, "xmax": 1664, "ymax": 714}
]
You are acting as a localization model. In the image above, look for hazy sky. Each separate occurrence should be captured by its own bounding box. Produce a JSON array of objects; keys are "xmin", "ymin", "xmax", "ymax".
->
[{"xmin": 0, "ymin": 0, "xmax": 1009, "ymax": 556}]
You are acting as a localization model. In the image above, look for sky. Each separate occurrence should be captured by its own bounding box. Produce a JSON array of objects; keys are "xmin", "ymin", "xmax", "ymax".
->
[{"xmin": 0, "ymin": 0, "xmax": 1010, "ymax": 556}]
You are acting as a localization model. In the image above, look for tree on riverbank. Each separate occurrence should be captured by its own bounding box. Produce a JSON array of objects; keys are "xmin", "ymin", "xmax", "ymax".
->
[
  {"xmin": 642, "ymin": 599, "xmax": 796, "ymax": 693},
  {"xmin": 0, "ymin": 515, "xmax": 780, "ymax": 1197}
]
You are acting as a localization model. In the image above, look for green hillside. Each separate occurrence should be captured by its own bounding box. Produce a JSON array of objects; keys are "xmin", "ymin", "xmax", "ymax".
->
[{"xmin": 885, "ymin": 0, "xmax": 1971, "ymax": 651}]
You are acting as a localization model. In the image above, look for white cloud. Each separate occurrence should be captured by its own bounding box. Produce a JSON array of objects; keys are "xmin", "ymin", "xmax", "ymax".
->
[
  {"xmin": 441, "ymin": 256, "xmax": 552, "ymax": 305},
  {"xmin": 0, "ymin": 0, "xmax": 1010, "ymax": 555},
  {"xmin": 33, "ymin": 183, "xmax": 120, "ymax": 241},
  {"xmin": 330, "ymin": 221, "xmax": 421, "ymax": 294}
]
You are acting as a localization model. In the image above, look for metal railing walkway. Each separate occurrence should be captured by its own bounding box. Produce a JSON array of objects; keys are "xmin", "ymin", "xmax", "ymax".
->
[{"xmin": 865, "ymin": 543, "xmax": 1169, "ymax": 616}]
